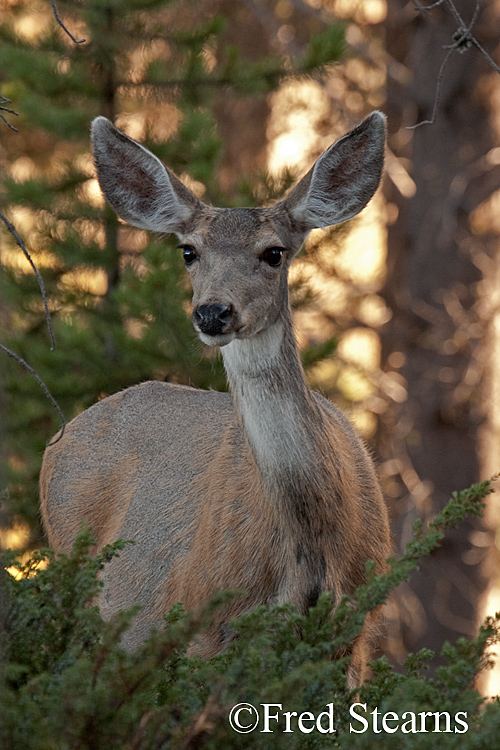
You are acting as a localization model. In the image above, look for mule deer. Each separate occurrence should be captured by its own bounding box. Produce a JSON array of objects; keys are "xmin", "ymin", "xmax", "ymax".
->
[{"xmin": 40, "ymin": 112, "xmax": 390, "ymax": 685}]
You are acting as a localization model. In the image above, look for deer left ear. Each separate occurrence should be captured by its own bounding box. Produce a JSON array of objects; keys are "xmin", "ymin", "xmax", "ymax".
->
[
  {"xmin": 91, "ymin": 117, "xmax": 201, "ymax": 235},
  {"xmin": 282, "ymin": 111, "xmax": 386, "ymax": 232}
]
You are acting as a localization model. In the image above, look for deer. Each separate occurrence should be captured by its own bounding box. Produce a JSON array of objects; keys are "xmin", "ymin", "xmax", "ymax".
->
[{"xmin": 40, "ymin": 111, "xmax": 391, "ymax": 686}]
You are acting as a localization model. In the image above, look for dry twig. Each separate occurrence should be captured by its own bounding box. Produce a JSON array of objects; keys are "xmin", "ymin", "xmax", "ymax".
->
[
  {"xmin": 0, "ymin": 214, "xmax": 66, "ymax": 441},
  {"xmin": 51, "ymin": 0, "xmax": 85, "ymax": 44},
  {"xmin": 410, "ymin": 0, "xmax": 499, "ymax": 128},
  {"xmin": 0, "ymin": 212, "xmax": 55, "ymax": 351},
  {"xmin": 0, "ymin": 344, "xmax": 66, "ymax": 444},
  {"xmin": 0, "ymin": 96, "xmax": 18, "ymax": 132}
]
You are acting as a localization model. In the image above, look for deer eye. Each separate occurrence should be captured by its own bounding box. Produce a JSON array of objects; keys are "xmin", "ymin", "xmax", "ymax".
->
[
  {"xmin": 179, "ymin": 245, "xmax": 198, "ymax": 266},
  {"xmin": 260, "ymin": 247, "xmax": 284, "ymax": 267}
]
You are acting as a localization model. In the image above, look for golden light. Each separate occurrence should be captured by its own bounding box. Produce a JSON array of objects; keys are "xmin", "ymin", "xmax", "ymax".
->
[
  {"xmin": 385, "ymin": 149, "xmax": 417, "ymax": 199},
  {"xmin": 115, "ymin": 103, "xmax": 180, "ymax": 146},
  {"xmin": 75, "ymin": 152, "xmax": 97, "ymax": 178},
  {"xmin": 0, "ymin": 207, "xmax": 59, "ymax": 273},
  {"xmin": 6, "ymin": 555, "xmax": 48, "ymax": 581},
  {"xmin": 7, "ymin": 205, "xmax": 36, "ymax": 234},
  {"xmin": 0, "ymin": 520, "xmax": 30, "ymax": 551},
  {"xmin": 77, "ymin": 178, "xmax": 105, "ymax": 209},
  {"xmin": 0, "ymin": 521, "xmax": 39, "ymax": 580},
  {"xmin": 179, "ymin": 173, "xmax": 206, "ymax": 199},
  {"xmin": 479, "ymin": 577, "xmax": 500, "ymax": 697},
  {"xmin": 267, "ymin": 80, "xmax": 332, "ymax": 175},
  {"xmin": 325, "ymin": 0, "xmax": 387, "ymax": 24},
  {"xmin": 337, "ymin": 365, "xmax": 376, "ymax": 402},
  {"xmin": 13, "ymin": 9, "xmax": 51, "ymax": 41},
  {"xmin": 60, "ymin": 267, "xmax": 108, "ymax": 296},
  {"xmin": 357, "ymin": 294, "xmax": 392, "ymax": 327},
  {"xmin": 338, "ymin": 327, "xmax": 380, "ymax": 372},
  {"xmin": 72, "ymin": 218, "xmax": 106, "ymax": 249},
  {"xmin": 0, "ymin": 519, "xmax": 47, "ymax": 580},
  {"xmin": 115, "ymin": 112, "xmax": 147, "ymax": 141},
  {"xmin": 333, "ymin": 196, "xmax": 387, "ymax": 284},
  {"xmin": 10, "ymin": 156, "xmax": 37, "ymax": 182},
  {"xmin": 471, "ymin": 187, "xmax": 500, "ymax": 234}
]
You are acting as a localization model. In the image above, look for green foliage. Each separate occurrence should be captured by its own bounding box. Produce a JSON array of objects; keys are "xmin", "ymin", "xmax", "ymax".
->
[
  {"xmin": 2, "ymin": 481, "xmax": 499, "ymax": 748},
  {"xmin": 301, "ymin": 23, "xmax": 345, "ymax": 70},
  {"xmin": 0, "ymin": 0, "xmax": 346, "ymax": 538},
  {"xmin": 3, "ymin": 527, "xmax": 130, "ymax": 680}
]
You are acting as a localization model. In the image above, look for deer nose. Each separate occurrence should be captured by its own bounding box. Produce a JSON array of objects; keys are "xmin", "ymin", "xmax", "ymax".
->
[{"xmin": 193, "ymin": 304, "xmax": 233, "ymax": 336}]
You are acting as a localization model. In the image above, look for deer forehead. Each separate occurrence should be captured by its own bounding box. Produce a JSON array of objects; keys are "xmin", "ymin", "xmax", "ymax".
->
[{"xmin": 182, "ymin": 207, "xmax": 295, "ymax": 252}]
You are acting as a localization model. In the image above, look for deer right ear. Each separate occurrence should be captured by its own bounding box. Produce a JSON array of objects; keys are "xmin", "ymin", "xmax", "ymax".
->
[
  {"xmin": 90, "ymin": 117, "xmax": 201, "ymax": 234},
  {"xmin": 282, "ymin": 111, "xmax": 386, "ymax": 233}
]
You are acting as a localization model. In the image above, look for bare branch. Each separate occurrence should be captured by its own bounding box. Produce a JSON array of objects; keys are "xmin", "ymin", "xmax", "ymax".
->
[
  {"xmin": 0, "ymin": 96, "xmax": 19, "ymax": 132},
  {"xmin": 472, "ymin": 37, "xmax": 500, "ymax": 77},
  {"xmin": 409, "ymin": 0, "xmax": 499, "ymax": 128},
  {"xmin": 469, "ymin": 0, "xmax": 485, "ymax": 31},
  {"xmin": 0, "ymin": 212, "xmax": 55, "ymax": 351},
  {"xmin": 444, "ymin": 0, "xmax": 466, "ymax": 27},
  {"xmin": 51, "ymin": 0, "xmax": 85, "ymax": 44},
  {"xmin": 407, "ymin": 44, "xmax": 456, "ymax": 129},
  {"xmin": 412, "ymin": 0, "xmax": 446, "ymax": 13},
  {"xmin": 0, "ymin": 344, "xmax": 66, "ymax": 445}
]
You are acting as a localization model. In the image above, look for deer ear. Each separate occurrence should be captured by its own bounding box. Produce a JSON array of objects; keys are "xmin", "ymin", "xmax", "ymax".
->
[
  {"xmin": 282, "ymin": 111, "xmax": 386, "ymax": 231},
  {"xmin": 90, "ymin": 117, "xmax": 201, "ymax": 234}
]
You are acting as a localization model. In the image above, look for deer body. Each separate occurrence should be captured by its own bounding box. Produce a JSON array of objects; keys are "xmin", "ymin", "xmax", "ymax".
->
[{"xmin": 40, "ymin": 113, "xmax": 390, "ymax": 683}]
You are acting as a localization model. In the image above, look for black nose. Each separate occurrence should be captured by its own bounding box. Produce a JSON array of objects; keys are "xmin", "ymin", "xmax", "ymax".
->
[{"xmin": 193, "ymin": 304, "xmax": 233, "ymax": 336}]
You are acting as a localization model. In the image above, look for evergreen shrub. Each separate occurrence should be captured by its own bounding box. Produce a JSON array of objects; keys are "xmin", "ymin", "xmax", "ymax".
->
[{"xmin": 2, "ymin": 480, "xmax": 499, "ymax": 748}]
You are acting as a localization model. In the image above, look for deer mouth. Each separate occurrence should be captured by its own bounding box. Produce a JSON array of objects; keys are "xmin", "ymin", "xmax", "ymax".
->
[{"xmin": 197, "ymin": 330, "xmax": 236, "ymax": 347}]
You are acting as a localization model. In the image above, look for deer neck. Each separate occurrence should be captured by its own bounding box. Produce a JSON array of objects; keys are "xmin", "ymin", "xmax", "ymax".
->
[
  {"xmin": 223, "ymin": 309, "xmax": 342, "ymax": 610},
  {"xmin": 221, "ymin": 309, "xmax": 325, "ymax": 494},
  {"xmin": 222, "ymin": 310, "xmax": 334, "ymax": 606}
]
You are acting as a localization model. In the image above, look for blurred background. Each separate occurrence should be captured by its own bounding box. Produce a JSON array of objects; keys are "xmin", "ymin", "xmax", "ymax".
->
[{"xmin": 1, "ymin": 0, "xmax": 500, "ymax": 692}]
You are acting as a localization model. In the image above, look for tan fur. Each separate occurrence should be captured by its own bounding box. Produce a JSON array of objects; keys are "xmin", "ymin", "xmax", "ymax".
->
[{"xmin": 40, "ymin": 113, "xmax": 391, "ymax": 687}]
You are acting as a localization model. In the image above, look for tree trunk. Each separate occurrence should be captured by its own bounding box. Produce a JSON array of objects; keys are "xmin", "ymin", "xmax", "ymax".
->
[{"xmin": 379, "ymin": 0, "xmax": 499, "ymax": 666}]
